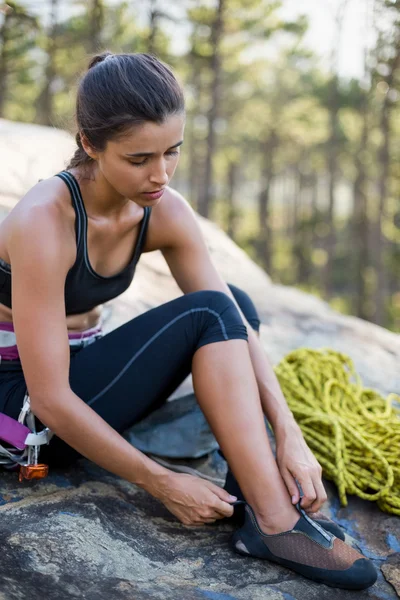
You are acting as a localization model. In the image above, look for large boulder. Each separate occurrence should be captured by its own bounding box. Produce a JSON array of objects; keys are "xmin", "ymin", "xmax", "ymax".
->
[{"xmin": 0, "ymin": 120, "xmax": 399, "ymax": 600}]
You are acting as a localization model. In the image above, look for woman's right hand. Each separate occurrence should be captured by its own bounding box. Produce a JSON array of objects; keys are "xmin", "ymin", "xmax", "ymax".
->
[{"xmin": 153, "ymin": 472, "xmax": 237, "ymax": 526}]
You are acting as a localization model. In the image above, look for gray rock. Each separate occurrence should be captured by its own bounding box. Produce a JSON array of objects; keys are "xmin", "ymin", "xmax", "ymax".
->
[
  {"xmin": 1, "ymin": 465, "xmax": 398, "ymax": 600},
  {"xmin": 125, "ymin": 393, "xmax": 220, "ymax": 459},
  {"xmin": 381, "ymin": 553, "xmax": 400, "ymax": 596}
]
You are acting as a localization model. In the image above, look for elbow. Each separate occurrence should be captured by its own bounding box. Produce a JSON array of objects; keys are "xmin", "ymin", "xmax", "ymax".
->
[
  {"xmin": 29, "ymin": 387, "xmax": 70, "ymax": 426},
  {"xmin": 29, "ymin": 394, "xmax": 54, "ymax": 427}
]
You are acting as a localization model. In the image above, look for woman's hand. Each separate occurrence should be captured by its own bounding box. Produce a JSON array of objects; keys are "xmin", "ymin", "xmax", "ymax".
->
[
  {"xmin": 153, "ymin": 472, "xmax": 236, "ymax": 526},
  {"xmin": 275, "ymin": 420, "xmax": 327, "ymax": 513}
]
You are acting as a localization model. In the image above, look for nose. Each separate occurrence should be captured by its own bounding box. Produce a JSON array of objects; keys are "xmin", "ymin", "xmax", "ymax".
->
[{"xmin": 149, "ymin": 158, "xmax": 169, "ymax": 188}]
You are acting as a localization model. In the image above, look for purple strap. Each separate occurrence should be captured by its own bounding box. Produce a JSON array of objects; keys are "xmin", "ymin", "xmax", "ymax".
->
[{"xmin": 0, "ymin": 413, "xmax": 30, "ymax": 450}]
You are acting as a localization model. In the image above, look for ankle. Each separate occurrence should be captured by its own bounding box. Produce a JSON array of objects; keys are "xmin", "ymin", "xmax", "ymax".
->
[{"xmin": 252, "ymin": 507, "xmax": 299, "ymax": 535}]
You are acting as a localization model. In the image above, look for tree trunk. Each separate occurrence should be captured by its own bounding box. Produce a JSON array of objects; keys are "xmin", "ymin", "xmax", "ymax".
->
[
  {"xmin": 147, "ymin": 0, "xmax": 158, "ymax": 54},
  {"xmin": 256, "ymin": 133, "xmax": 277, "ymax": 273},
  {"xmin": 284, "ymin": 168, "xmax": 297, "ymax": 238},
  {"xmin": 0, "ymin": 8, "xmax": 11, "ymax": 116},
  {"xmin": 322, "ymin": 74, "xmax": 340, "ymax": 300},
  {"xmin": 372, "ymin": 95, "xmax": 389, "ymax": 325},
  {"xmin": 294, "ymin": 167, "xmax": 312, "ymax": 285},
  {"xmin": 310, "ymin": 172, "xmax": 319, "ymax": 248},
  {"xmin": 35, "ymin": 0, "xmax": 58, "ymax": 126},
  {"xmin": 197, "ymin": 0, "xmax": 224, "ymax": 219},
  {"xmin": 352, "ymin": 98, "xmax": 370, "ymax": 320},
  {"xmin": 187, "ymin": 50, "xmax": 202, "ymax": 210},
  {"xmin": 371, "ymin": 45, "xmax": 400, "ymax": 325},
  {"xmin": 226, "ymin": 160, "xmax": 238, "ymax": 240},
  {"xmin": 322, "ymin": 0, "xmax": 349, "ymax": 298},
  {"xmin": 89, "ymin": 0, "xmax": 104, "ymax": 54},
  {"xmin": 283, "ymin": 169, "xmax": 293, "ymax": 238},
  {"xmin": 187, "ymin": 115, "xmax": 199, "ymax": 209},
  {"xmin": 293, "ymin": 165, "xmax": 303, "ymax": 236}
]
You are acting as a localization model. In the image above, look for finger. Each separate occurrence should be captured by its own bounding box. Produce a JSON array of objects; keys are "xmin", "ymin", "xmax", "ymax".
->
[
  {"xmin": 203, "ymin": 518, "xmax": 217, "ymax": 524},
  {"xmin": 212, "ymin": 510, "xmax": 231, "ymax": 520},
  {"xmin": 308, "ymin": 475, "xmax": 327, "ymax": 513},
  {"xmin": 185, "ymin": 518, "xmax": 216, "ymax": 527},
  {"xmin": 280, "ymin": 469, "xmax": 301, "ymax": 504},
  {"xmin": 298, "ymin": 474, "xmax": 317, "ymax": 510},
  {"xmin": 213, "ymin": 498, "xmax": 235, "ymax": 518},
  {"xmin": 207, "ymin": 483, "xmax": 237, "ymax": 504}
]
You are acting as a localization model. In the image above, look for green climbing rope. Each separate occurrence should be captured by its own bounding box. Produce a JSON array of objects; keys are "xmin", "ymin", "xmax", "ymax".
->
[{"xmin": 274, "ymin": 348, "xmax": 400, "ymax": 515}]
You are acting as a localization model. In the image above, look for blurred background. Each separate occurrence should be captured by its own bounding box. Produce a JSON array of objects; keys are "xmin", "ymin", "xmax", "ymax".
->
[{"xmin": 1, "ymin": 0, "xmax": 399, "ymax": 331}]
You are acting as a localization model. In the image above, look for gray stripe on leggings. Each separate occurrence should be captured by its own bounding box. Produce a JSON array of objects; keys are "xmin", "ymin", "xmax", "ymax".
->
[{"xmin": 88, "ymin": 307, "xmax": 229, "ymax": 405}]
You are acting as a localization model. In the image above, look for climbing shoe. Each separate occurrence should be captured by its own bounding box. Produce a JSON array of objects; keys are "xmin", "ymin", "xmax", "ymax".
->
[
  {"xmin": 225, "ymin": 458, "xmax": 346, "ymax": 541},
  {"xmin": 231, "ymin": 503, "xmax": 377, "ymax": 590},
  {"xmin": 305, "ymin": 510, "xmax": 346, "ymax": 542},
  {"xmin": 229, "ymin": 499, "xmax": 346, "ymax": 541}
]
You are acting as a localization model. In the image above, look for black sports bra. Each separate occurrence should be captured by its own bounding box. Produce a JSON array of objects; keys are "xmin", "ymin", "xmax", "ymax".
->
[{"xmin": 0, "ymin": 170, "xmax": 152, "ymax": 315}]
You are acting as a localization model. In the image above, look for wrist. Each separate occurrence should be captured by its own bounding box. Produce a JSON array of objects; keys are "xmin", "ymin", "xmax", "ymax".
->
[
  {"xmin": 272, "ymin": 413, "xmax": 301, "ymax": 439},
  {"xmin": 137, "ymin": 461, "xmax": 176, "ymax": 499}
]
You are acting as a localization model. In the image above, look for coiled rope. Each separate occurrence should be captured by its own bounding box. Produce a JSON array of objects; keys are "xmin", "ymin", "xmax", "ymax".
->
[{"xmin": 274, "ymin": 348, "xmax": 400, "ymax": 515}]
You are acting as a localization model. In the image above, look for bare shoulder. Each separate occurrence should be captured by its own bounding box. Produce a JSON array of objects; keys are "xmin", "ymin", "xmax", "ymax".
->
[
  {"xmin": 144, "ymin": 186, "xmax": 199, "ymax": 252},
  {"xmin": 1, "ymin": 176, "xmax": 76, "ymax": 264},
  {"xmin": 10, "ymin": 175, "xmax": 73, "ymax": 223}
]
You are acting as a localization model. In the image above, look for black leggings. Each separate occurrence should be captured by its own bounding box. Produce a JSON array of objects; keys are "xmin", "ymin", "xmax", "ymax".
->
[{"xmin": 0, "ymin": 285, "xmax": 260, "ymax": 467}]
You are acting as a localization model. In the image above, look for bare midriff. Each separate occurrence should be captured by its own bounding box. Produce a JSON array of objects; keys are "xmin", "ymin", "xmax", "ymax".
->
[{"xmin": 0, "ymin": 303, "xmax": 103, "ymax": 333}]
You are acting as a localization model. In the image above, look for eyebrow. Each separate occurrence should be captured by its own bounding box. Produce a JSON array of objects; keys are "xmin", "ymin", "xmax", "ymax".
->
[{"xmin": 125, "ymin": 140, "xmax": 184, "ymax": 158}]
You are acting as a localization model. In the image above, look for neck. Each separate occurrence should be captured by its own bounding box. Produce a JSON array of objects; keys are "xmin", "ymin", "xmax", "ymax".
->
[{"xmin": 71, "ymin": 163, "xmax": 130, "ymax": 217}]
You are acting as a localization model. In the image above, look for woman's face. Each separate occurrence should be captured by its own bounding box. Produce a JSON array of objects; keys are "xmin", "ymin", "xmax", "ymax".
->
[{"xmin": 90, "ymin": 113, "xmax": 185, "ymax": 207}]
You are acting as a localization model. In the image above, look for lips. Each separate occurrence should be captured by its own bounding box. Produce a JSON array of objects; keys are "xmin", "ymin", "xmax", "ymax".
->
[{"xmin": 142, "ymin": 189, "xmax": 165, "ymax": 200}]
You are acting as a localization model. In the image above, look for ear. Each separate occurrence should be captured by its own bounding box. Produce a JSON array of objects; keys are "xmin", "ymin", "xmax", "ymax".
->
[{"xmin": 80, "ymin": 132, "xmax": 98, "ymax": 160}]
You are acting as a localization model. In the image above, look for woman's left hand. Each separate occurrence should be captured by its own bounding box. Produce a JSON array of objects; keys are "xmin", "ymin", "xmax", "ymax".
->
[{"xmin": 275, "ymin": 420, "xmax": 327, "ymax": 513}]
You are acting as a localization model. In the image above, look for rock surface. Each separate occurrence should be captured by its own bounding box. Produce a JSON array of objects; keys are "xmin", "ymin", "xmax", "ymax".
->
[
  {"xmin": 381, "ymin": 554, "xmax": 400, "ymax": 597},
  {"xmin": 0, "ymin": 120, "xmax": 399, "ymax": 600}
]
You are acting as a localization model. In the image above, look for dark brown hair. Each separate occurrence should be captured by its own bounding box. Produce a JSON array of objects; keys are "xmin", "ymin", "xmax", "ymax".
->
[{"xmin": 67, "ymin": 52, "xmax": 185, "ymax": 169}]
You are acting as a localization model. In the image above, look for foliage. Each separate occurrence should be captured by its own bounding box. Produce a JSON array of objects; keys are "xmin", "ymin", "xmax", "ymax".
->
[{"xmin": 1, "ymin": 0, "xmax": 399, "ymax": 331}]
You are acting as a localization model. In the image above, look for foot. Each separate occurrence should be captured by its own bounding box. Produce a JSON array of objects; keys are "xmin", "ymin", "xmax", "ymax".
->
[
  {"xmin": 225, "ymin": 468, "xmax": 346, "ymax": 540},
  {"xmin": 254, "ymin": 507, "xmax": 299, "ymax": 535},
  {"xmin": 309, "ymin": 510, "xmax": 346, "ymax": 541},
  {"xmin": 229, "ymin": 500, "xmax": 346, "ymax": 541},
  {"xmin": 232, "ymin": 504, "xmax": 377, "ymax": 590}
]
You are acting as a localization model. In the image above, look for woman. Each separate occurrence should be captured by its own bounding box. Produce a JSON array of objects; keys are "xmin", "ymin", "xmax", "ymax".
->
[{"xmin": 0, "ymin": 52, "xmax": 376, "ymax": 590}]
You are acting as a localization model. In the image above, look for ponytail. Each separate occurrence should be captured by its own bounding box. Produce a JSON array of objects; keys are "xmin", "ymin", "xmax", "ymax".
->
[{"xmin": 67, "ymin": 51, "xmax": 185, "ymax": 170}]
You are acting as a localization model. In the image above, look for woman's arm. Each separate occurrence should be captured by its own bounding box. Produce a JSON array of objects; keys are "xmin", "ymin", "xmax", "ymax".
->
[
  {"xmin": 155, "ymin": 189, "xmax": 326, "ymax": 511},
  {"xmin": 9, "ymin": 203, "xmax": 167, "ymax": 488},
  {"xmin": 8, "ymin": 196, "xmax": 234, "ymax": 524}
]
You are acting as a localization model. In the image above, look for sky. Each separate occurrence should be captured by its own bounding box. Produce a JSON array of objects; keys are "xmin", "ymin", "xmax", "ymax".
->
[
  {"xmin": 17, "ymin": 0, "xmax": 375, "ymax": 80},
  {"xmin": 280, "ymin": 0, "xmax": 374, "ymax": 80}
]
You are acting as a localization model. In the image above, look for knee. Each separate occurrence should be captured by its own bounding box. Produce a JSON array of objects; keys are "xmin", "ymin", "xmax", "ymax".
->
[
  {"xmin": 189, "ymin": 289, "xmax": 240, "ymax": 322},
  {"xmin": 227, "ymin": 284, "xmax": 260, "ymax": 334},
  {"xmin": 186, "ymin": 290, "xmax": 247, "ymax": 348}
]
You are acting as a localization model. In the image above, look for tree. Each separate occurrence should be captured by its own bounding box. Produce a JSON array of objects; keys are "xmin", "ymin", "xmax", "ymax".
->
[
  {"xmin": 321, "ymin": 0, "xmax": 349, "ymax": 300},
  {"xmin": 196, "ymin": 0, "xmax": 225, "ymax": 219},
  {"xmin": 35, "ymin": 0, "xmax": 59, "ymax": 126},
  {"xmin": 0, "ymin": 1, "xmax": 38, "ymax": 117},
  {"xmin": 88, "ymin": 0, "xmax": 105, "ymax": 54},
  {"xmin": 370, "ymin": 0, "xmax": 400, "ymax": 325}
]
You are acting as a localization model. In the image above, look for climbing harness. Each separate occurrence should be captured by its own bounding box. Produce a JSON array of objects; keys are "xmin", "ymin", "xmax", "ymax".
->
[
  {"xmin": 274, "ymin": 348, "xmax": 400, "ymax": 515},
  {"xmin": 0, "ymin": 323, "xmax": 102, "ymax": 481},
  {"xmin": 0, "ymin": 394, "xmax": 53, "ymax": 481}
]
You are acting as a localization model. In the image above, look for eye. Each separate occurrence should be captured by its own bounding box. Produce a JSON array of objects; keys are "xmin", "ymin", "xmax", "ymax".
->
[
  {"xmin": 129, "ymin": 158, "xmax": 148, "ymax": 167},
  {"xmin": 128, "ymin": 149, "xmax": 180, "ymax": 167}
]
